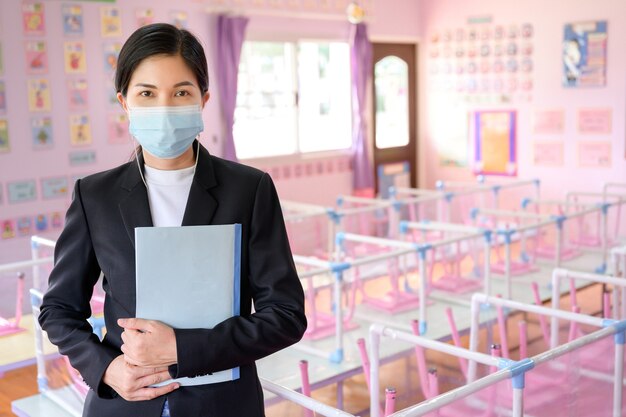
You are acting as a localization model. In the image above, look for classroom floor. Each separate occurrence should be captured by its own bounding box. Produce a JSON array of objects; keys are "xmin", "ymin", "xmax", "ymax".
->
[{"xmin": 0, "ymin": 283, "xmax": 604, "ymax": 417}]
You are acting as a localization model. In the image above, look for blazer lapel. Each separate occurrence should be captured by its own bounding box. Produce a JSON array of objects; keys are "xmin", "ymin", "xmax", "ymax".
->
[
  {"xmin": 182, "ymin": 142, "xmax": 219, "ymax": 226},
  {"xmin": 118, "ymin": 155, "xmax": 153, "ymax": 247}
]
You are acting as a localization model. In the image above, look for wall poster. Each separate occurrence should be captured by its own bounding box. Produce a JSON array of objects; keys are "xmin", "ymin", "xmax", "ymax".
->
[
  {"xmin": 563, "ymin": 21, "xmax": 607, "ymax": 87},
  {"xmin": 473, "ymin": 110, "xmax": 517, "ymax": 176}
]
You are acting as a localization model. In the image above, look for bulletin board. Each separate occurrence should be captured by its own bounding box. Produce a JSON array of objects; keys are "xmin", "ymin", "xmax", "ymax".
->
[{"xmin": 473, "ymin": 110, "xmax": 517, "ymax": 176}]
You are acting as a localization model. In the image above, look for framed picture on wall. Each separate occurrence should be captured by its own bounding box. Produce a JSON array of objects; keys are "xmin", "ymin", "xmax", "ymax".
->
[
  {"xmin": 62, "ymin": 4, "xmax": 84, "ymax": 36},
  {"xmin": 67, "ymin": 78, "xmax": 89, "ymax": 111},
  {"xmin": 69, "ymin": 114, "xmax": 92, "ymax": 146},
  {"xmin": 563, "ymin": 21, "xmax": 607, "ymax": 87},
  {"xmin": 22, "ymin": 2, "xmax": 45, "ymax": 36},
  {"xmin": 100, "ymin": 6, "xmax": 123, "ymax": 38},
  {"xmin": 31, "ymin": 116, "xmax": 53, "ymax": 149},
  {"xmin": 0, "ymin": 81, "xmax": 6, "ymax": 114},
  {"xmin": 472, "ymin": 110, "xmax": 517, "ymax": 176},
  {"xmin": 27, "ymin": 78, "xmax": 51, "ymax": 112},
  {"xmin": 0, "ymin": 119, "xmax": 9, "ymax": 152},
  {"xmin": 25, "ymin": 40, "xmax": 48, "ymax": 74},
  {"xmin": 64, "ymin": 41, "xmax": 87, "ymax": 74}
]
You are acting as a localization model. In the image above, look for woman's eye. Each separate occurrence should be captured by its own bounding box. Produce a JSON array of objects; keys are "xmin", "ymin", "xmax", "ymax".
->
[
  {"xmin": 139, "ymin": 91, "xmax": 153, "ymax": 97},
  {"xmin": 175, "ymin": 90, "xmax": 189, "ymax": 97}
]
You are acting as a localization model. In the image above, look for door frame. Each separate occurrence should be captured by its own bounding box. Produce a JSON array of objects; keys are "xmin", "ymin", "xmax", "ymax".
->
[{"xmin": 369, "ymin": 36, "xmax": 421, "ymax": 193}]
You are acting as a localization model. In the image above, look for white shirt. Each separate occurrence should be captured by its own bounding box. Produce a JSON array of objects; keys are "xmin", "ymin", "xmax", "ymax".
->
[{"xmin": 143, "ymin": 164, "xmax": 194, "ymax": 227}]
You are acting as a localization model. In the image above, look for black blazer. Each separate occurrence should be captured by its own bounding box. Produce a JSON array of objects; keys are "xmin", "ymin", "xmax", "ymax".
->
[{"xmin": 39, "ymin": 143, "xmax": 307, "ymax": 417}]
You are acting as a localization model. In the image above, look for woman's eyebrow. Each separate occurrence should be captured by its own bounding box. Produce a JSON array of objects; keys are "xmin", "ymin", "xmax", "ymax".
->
[
  {"xmin": 132, "ymin": 81, "xmax": 195, "ymax": 88},
  {"xmin": 173, "ymin": 81, "xmax": 196, "ymax": 88},
  {"xmin": 133, "ymin": 83, "xmax": 157, "ymax": 89}
]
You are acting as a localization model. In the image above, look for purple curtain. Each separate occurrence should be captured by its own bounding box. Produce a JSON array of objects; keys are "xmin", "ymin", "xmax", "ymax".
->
[
  {"xmin": 350, "ymin": 23, "xmax": 374, "ymax": 193},
  {"xmin": 216, "ymin": 15, "xmax": 249, "ymax": 162}
]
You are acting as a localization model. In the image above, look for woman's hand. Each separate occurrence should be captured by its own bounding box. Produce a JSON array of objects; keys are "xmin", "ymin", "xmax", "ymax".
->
[
  {"xmin": 103, "ymin": 355, "xmax": 178, "ymax": 401},
  {"xmin": 119, "ymin": 318, "xmax": 178, "ymax": 368}
]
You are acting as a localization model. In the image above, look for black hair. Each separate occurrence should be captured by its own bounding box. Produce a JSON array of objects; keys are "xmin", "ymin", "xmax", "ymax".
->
[{"xmin": 115, "ymin": 23, "xmax": 209, "ymax": 97}]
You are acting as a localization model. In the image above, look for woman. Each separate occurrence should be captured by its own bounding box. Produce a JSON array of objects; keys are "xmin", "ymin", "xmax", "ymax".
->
[{"xmin": 39, "ymin": 23, "xmax": 306, "ymax": 417}]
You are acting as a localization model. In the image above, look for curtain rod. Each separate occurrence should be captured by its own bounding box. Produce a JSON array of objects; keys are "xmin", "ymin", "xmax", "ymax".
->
[{"xmin": 204, "ymin": 6, "xmax": 372, "ymax": 23}]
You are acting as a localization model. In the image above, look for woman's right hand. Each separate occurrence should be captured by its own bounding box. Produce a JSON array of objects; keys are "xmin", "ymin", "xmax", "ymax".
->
[{"xmin": 103, "ymin": 354, "xmax": 179, "ymax": 401}]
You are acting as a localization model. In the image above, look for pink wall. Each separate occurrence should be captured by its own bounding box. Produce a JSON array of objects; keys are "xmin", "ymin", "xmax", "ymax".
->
[
  {"xmin": 0, "ymin": 0, "xmax": 422, "ymax": 264},
  {"xmin": 418, "ymin": 0, "xmax": 626, "ymax": 201}
]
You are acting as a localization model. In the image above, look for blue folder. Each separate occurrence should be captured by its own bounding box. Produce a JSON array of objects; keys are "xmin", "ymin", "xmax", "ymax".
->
[{"xmin": 135, "ymin": 224, "xmax": 241, "ymax": 385}]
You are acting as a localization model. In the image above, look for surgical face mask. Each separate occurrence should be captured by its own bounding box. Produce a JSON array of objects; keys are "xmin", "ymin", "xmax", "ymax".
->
[{"xmin": 128, "ymin": 105, "xmax": 204, "ymax": 159}]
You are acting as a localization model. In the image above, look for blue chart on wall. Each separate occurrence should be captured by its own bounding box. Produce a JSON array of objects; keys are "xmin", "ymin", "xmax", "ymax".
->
[{"xmin": 563, "ymin": 21, "xmax": 607, "ymax": 87}]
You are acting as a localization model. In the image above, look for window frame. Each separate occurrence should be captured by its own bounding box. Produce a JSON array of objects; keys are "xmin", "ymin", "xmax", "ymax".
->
[{"xmin": 234, "ymin": 36, "xmax": 354, "ymax": 163}]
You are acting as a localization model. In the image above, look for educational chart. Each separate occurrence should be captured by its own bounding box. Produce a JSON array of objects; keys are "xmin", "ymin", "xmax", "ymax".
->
[
  {"xmin": 532, "ymin": 109, "xmax": 564, "ymax": 135},
  {"xmin": 22, "ymin": 2, "xmax": 46, "ymax": 36},
  {"xmin": 136, "ymin": 8, "xmax": 155, "ymax": 28},
  {"xmin": 427, "ymin": 21, "xmax": 534, "ymax": 102},
  {"xmin": 64, "ymin": 41, "xmax": 87, "ymax": 74},
  {"xmin": 107, "ymin": 113, "xmax": 129, "ymax": 144},
  {"xmin": 473, "ymin": 110, "xmax": 517, "ymax": 176},
  {"xmin": 103, "ymin": 42, "xmax": 122, "ymax": 73},
  {"xmin": 100, "ymin": 6, "xmax": 123, "ymax": 38},
  {"xmin": 31, "ymin": 117, "xmax": 53, "ymax": 149},
  {"xmin": 0, "ymin": 81, "xmax": 6, "ymax": 114},
  {"xmin": 577, "ymin": 108, "xmax": 611, "ymax": 134},
  {"xmin": 62, "ymin": 4, "xmax": 84, "ymax": 36},
  {"xmin": 578, "ymin": 142, "xmax": 611, "ymax": 168},
  {"xmin": 67, "ymin": 78, "xmax": 89, "ymax": 111},
  {"xmin": 27, "ymin": 78, "xmax": 51, "ymax": 112},
  {"xmin": 0, "ymin": 119, "xmax": 9, "ymax": 152},
  {"xmin": 69, "ymin": 115, "xmax": 93, "ymax": 146},
  {"xmin": 533, "ymin": 141, "xmax": 564, "ymax": 167},
  {"xmin": 563, "ymin": 21, "xmax": 607, "ymax": 87},
  {"xmin": 25, "ymin": 40, "xmax": 48, "ymax": 74}
]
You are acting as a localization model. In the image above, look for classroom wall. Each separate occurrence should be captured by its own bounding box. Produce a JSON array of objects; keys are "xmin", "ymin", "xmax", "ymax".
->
[
  {"xmin": 417, "ymin": 0, "xmax": 626, "ymax": 202},
  {"xmin": 0, "ymin": 0, "xmax": 421, "ymax": 267}
]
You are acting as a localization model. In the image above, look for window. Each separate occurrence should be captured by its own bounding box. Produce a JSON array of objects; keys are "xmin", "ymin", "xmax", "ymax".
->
[
  {"xmin": 375, "ymin": 56, "xmax": 410, "ymax": 149},
  {"xmin": 233, "ymin": 41, "xmax": 352, "ymax": 159}
]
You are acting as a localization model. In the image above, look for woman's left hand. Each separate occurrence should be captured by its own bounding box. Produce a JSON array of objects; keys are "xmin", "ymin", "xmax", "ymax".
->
[{"xmin": 118, "ymin": 318, "xmax": 177, "ymax": 368}]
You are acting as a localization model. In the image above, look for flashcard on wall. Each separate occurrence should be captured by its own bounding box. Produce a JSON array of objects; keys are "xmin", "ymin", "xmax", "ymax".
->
[
  {"xmin": 0, "ymin": 81, "xmax": 6, "ymax": 114},
  {"xmin": 62, "ymin": 4, "xmax": 84, "ymax": 36},
  {"xmin": 0, "ymin": 119, "xmax": 9, "ymax": 153},
  {"xmin": 51, "ymin": 212, "xmax": 63, "ymax": 229},
  {"xmin": 27, "ymin": 78, "xmax": 51, "ymax": 111},
  {"xmin": 169, "ymin": 11, "xmax": 188, "ymax": 29},
  {"xmin": 533, "ymin": 141, "xmax": 564, "ymax": 167},
  {"xmin": 563, "ymin": 21, "xmax": 607, "ymax": 87},
  {"xmin": 0, "ymin": 43, "xmax": 4, "ymax": 76},
  {"xmin": 578, "ymin": 108, "xmax": 612, "ymax": 134},
  {"xmin": 17, "ymin": 217, "xmax": 32, "ymax": 237},
  {"xmin": 41, "ymin": 177, "xmax": 69, "ymax": 199},
  {"xmin": 108, "ymin": 113, "xmax": 129, "ymax": 144},
  {"xmin": 69, "ymin": 114, "xmax": 92, "ymax": 146},
  {"xmin": 104, "ymin": 79, "xmax": 120, "ymax": 110},
  {"xmin": 64, "ymin": 41, "xmax": 87, "ymax": 74},
  {"xmin": 25, "ymin": 40, "xmax": 48, "ymax": 74},
  {"xmin": 578, "ymin": 141, "xmax": 611, "ymax": 168},
  {"xmin": 31, "ymin": 116, "xmax": 53, "ymax": 149},
  {"xmin": 67, "ymin": 78, "xmax": 88, "ymax": 111},
  {"xmin": 69, "ymin": 150, "xmax": 96, "ymax": 166},
  {"xmin": 136, "ymin": 8, "xmax": 155, "ymax": 28},
  {"xmin": 8, "ymin": 180, "xmax": 37, "ymax": 203},
  {"xmin": 2, "ymin": 220, "xmax": 16, "ymax": 240},
  {"xmin": 103, "ymin": 42, "xmax": 122, "ymax": 73},
  {"xmin": 34, "ymin": 214, "xmax": 48, "ymax": 232},
  {"xmin": 100, "ymin": 6, "xmax": 122, "ymax": 38},
  {"xmin": 22, "ymin": 3, "xmax": 45, "ymax": 36}
]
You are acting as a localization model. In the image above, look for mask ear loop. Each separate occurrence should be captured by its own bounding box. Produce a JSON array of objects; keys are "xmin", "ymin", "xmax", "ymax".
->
[{"xmin": 132, "ymin": 139, "xmax": 149, "ymax": 190}]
